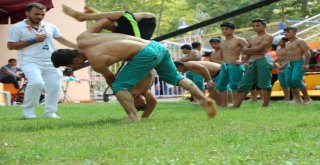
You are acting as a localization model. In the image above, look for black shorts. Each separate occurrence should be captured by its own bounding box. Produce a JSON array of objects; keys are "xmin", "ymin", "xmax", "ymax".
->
[
  {"xmin": 116, "ymin": 11, "xmax": 156, "ymax": 40},
  {"xmin": 138, "ymin": 17, "xmax": 156, "ymax": 40}
]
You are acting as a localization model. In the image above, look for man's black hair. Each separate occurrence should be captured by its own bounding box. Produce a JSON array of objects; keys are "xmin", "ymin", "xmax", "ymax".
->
[
  {"xmin": 220, "ymin": 22, "xmax": 235, "ymax": 29},
  {"xmin": 191, "ymin": 42, "xmax": 201, "ymax": 49},
  {"xmin": 180, "ymin": 44, "xmax": 192, "ymax": 50},
  {"xmin": 251, "ymin": 18, "xmax": 267, "ymax": 26},
  {"xmin": 283, "ymin": 27, "xmax": 298, "ymax": 32},
  {"xmin": 26, "ymin": 2, "xmax": 46, "ymax": 12},
  {"xmin": 281, "ymin": 37, "xmax": 289, "ymax": 42},
  {"xmin": 8, "ymin": 58, "xmax": 17, "ymax": 63},
  {"xmin": 203, "ymin": 51, "xmax": 212, "ymax": 57},
  {"xmin": 51, "ymin": 49, "xmax": 79, "ymax": 68},
  {"xmin": 209, "ymin": 37, "xmax": 221, "ymax": 43},
  {"xmin": 174, "ymin": 61, "xmax": 184, "ymax": 67}
]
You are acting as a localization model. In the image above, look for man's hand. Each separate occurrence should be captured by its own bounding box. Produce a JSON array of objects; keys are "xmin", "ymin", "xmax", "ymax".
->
[
  {"xmin": 302, "ymin": 64, "xmax": 309, "ymax": 71},
  {"xmin": 232, "ymin": 60, "xmax": 243, "ymax": 65},
  {"xmin": 35, "ymin": 34, "xmax": 47, "ymax": 42},
  {"xmin": 207, "ymin": 80, "xmax": 215, "ymax": 89}
]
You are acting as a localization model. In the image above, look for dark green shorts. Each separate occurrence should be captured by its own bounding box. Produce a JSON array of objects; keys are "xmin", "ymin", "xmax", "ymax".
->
[
  {"xmin": 112, "ymin": 41, "xmax": 184, "ymax": 93},
  {"xmin": 238, "ymin": 57, "xmax": 273, "ymax": 93}
]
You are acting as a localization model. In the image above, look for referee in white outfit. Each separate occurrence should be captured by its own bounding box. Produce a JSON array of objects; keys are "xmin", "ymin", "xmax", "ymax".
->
[{"xmin": 7, "ymin": 2, "xmax": 76, "ymax": 119}]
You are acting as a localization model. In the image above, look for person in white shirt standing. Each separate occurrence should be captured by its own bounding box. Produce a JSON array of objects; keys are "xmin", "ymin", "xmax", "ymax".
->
[{"xmin": 7, "ymin": 2, "xmax": 76, "ymax": 119}]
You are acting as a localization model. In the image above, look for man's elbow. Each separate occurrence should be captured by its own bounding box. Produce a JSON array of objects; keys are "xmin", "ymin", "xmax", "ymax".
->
[
  {"xmin": 150, "ymin": 96, "xmax": 157, "ymax": 106},
  {"xmin": 7, "ymin": 43, "xmax": 15, "ymax": 50}
]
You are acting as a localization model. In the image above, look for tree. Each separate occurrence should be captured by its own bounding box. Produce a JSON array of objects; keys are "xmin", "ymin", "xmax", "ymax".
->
[{"xmin": 85, "ymin": 0, "xmax": 320, "ymax": 36}]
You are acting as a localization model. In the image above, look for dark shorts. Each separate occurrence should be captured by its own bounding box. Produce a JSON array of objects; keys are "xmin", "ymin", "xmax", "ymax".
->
[{"xmin": 116, "ymin": 11, "xmax": 156, "ymax": 40}]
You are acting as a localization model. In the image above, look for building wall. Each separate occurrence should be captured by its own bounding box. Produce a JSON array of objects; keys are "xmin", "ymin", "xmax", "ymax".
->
[{"xmin": 0, "ymin": 0, "xmax": 91, "ymax": 101}]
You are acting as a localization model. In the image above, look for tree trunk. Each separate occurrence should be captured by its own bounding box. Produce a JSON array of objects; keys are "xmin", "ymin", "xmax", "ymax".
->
[
  {"xmin": 300, "ymin": 0, "xmax": 308, "ymax": 18},
  {"xmin": 156, "ymin": 0, "xmax": 165, "ymax": 37}
]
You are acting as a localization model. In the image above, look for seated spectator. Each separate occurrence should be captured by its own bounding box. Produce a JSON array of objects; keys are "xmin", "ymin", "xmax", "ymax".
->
[
  {"xmin": 0, "ymin": 59, "xmax": 23, "ymax": 89},
  {"xmin": 309, "ymin": 49, "xmax": 320, "ymax": 69}
]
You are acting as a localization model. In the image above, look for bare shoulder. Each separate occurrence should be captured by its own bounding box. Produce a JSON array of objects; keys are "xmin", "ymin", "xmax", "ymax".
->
[
  {"xmin": 297, "ymin": 38, "xmax": 307, "ymax": 44},
  {"xmin": 236, "ymin": 36, "xmax": 247, "ymax": 42},
  {"xmin": 264, "ymin": 33, "xmax": 273, "ymax": 40}
]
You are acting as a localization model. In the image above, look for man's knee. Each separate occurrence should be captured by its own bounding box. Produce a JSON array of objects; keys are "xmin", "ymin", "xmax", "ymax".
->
[
  {"xmin": 291, "ymin": 79, "xmax": 304, "ymax": 88},
  {"xmin": 229, "ymin": 83, "xmax": 239, "ymax": 91},
  {"xmin": 28, "ymin": 81, "xmax": 45, "ymax": 88},
  {"xmin": 131, "ymin": 89, "xmax": 141, "ymax": 98}
]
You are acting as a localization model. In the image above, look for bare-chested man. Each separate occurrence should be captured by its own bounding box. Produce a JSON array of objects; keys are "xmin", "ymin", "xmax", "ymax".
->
[
  {"xmin": 51, "ymin": 18, "xmax": 217, "ymax": 121},
  {"xmin": 233, "ymin": 19, "xmax": 273, "ymax": 108},
  {"xmin": 62, "ymin": 4, "xmax": 156, "ymax": 40},
  {"xmin": 179, "ymin": 44, "xmax": 203, "ymax": 103},
  {"xmin": 63, "ymin": 4, "xmax": 159, "ymax": 114},
  {"xmin": 216, "ymin": 22, "xmax": 248, "ymax": 107},
  {"xmin": 180, "ymin": 44, "xmax": 202, "ymax": 62},
  {"xmin": 209, "ymin": 37, "xmax": 222, "ymax": 64},
  {"xmin": 284, "ymin": 27, "xmax": 312, "ymax": 104},
  {"xmin": 192, "ymin": 42, "xmax": 202, "ymax": 53},
  {"xmin": 274, "ymin": 37, "xmax": 290, "ymax": 101},
  {"xmin": 174, "ymin": 61, "xmax": 221, "ymax": 105}
]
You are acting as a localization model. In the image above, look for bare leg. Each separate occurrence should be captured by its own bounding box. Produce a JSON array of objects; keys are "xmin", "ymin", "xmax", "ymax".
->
[
  {"xmin": 115, "ymin": 90, "xmax": 139, "ymax": 121},
  {"xmin": 178, "ymin": 79, "xmax": 217, "ymax": 118},
  {"xmin": 292, "ymin": 88, "xmax": 303, "ymax": 104},
  {"xmin": 261, "ymin": 89, "xmax": 271, "ymax": 107},
  {"xmin": 283, "ymin": 87, "xmax": 290, "ymax": 101},
  {"xmin": 84, "ymin": 5, "xmax": 99, "ymax": 13},
  {"xmin": 228, "ymin": 91, "xmax": 234, "ymax": 105},
  {"xmin": 208, "ymin": 89, "xmax": 221, "ymax": 106},
  {"xmin": 62, "ymin": 4, "xmax": 123, "ymax": 22},
  {"xmin": 299, "ymin": 87, "xmax": 312, "ymax": 103},
  {"xmin": 233, "ymin": 92, "xmax": 247, "ymax": 108},
  {"xmin": 192, "ymin": 94, "xmax": 201, "ymax": 105},
  {"xmin": 219, "ymin": 91, "xmax": 228, "ymax": 107},
  {"xmin": 250, "ymin": 90, "xmax": 258, "ymax": 101}
]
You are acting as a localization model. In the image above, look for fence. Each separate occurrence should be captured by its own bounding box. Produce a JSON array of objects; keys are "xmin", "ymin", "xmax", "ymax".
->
[{"xmin": 88, "ymin": 16, "xmax": 320, "ymax": 100}]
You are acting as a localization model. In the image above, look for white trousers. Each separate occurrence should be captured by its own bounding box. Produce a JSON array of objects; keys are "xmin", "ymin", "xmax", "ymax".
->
[{"xmin": 21, "ymin": 62, "xmax": 62, "ymax": 113}]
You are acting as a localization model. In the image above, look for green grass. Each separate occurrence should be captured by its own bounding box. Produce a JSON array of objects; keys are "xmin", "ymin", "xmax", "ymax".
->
[{"xmin": 0, "ymin": 100, "xmax": 320, "ymax": 165}]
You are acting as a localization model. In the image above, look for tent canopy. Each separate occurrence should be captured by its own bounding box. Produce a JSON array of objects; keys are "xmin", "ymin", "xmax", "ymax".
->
[{"xmin": 0, "ymin": 0, "xmax": 53, "ymax": 24}]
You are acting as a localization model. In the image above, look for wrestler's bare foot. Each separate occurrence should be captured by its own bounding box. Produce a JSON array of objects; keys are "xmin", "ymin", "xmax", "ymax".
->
[
  {"xmin": 84, "ymin": 5, "xmax": 99, "ymax": 13},
  {"xmin": 303, "ymin": 98, "xmax": 312, "ymax": 104},
  {"xmin": 202, "ymin": 98, "xmax": 217, "ymax": 118},
  {"xmin": 62, "ymin": 4, "xmax": 85, "ymax": 22},
  {"xmin": 126, "ymin": 114, "xmax": 140, "ymax": 122}
]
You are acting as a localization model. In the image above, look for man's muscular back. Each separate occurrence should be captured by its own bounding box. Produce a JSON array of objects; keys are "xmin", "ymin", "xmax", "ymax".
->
[{"xmin": 77, "ymin": 33, "xmax": 149, "ymax": 66}]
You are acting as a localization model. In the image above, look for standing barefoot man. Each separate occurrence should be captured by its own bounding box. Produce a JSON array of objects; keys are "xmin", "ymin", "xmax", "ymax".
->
[
  {"xmin": 233, "ymin": 19, "xmax": 273, "ymax": 108},
  {"xmin": 284, "ymin": 27, "xmax": 312, "ymax": 104}
]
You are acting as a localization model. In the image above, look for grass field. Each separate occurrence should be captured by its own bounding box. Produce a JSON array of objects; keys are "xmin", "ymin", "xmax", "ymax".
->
[{"xmin": 0, "ymin": 99, "xmax": 320, "ymax": 164}]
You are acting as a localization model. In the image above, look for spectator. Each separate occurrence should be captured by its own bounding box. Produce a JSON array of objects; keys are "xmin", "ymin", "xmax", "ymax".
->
[
  {"xmin": 0, "ymin": 58, "xmax": 23, "ymax": 89},
  {"xmin": 7, "ymin": 2, "xmax": 76, "ymax": 119}
]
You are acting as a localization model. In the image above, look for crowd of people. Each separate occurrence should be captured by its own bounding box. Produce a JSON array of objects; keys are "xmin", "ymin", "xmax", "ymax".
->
[
  {"xmin": 4, "ymin": 2, "xmax": 317, "ymax": 121},
  {"xmin": 175, "ymin": 21, "xmax": 316, "ymax": 108}
]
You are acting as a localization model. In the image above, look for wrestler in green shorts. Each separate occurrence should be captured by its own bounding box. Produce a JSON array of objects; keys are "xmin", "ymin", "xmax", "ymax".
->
[
  {"xmin": 186, "ymin": 71, "xmax": 204, "ymax": 91},
  {"xmin": 278, "ymin": 63, "xmax": 288, "ymax": 88},
  {"xmin": 285, "ymin": 59, "xmax": 305, "ymax": 90},
  {"xmin": 216, "ymin": 63, "xmax": 245, "ymax": 91},
  {"xmin": 238, "ymin": 57, "xmax": 273, "ymax": 93},
  {"xmin": 112, "ymin": 41, "xmax": 184, "ymax": 93}
]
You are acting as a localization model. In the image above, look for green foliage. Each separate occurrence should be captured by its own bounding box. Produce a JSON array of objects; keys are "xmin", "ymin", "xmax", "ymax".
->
[
  {"xmin": 85, "ymin": 0, "xmax": 320, "ymax": 37},
  {"xmin": 1, "ymin": 100, "xmax": 320, "ymax": 164}
]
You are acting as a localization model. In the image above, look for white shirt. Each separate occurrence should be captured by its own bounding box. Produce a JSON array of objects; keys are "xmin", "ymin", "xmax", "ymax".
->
[{"xmin": 7, "ymin": 19, "xmax": 62, "ymax": 63}]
